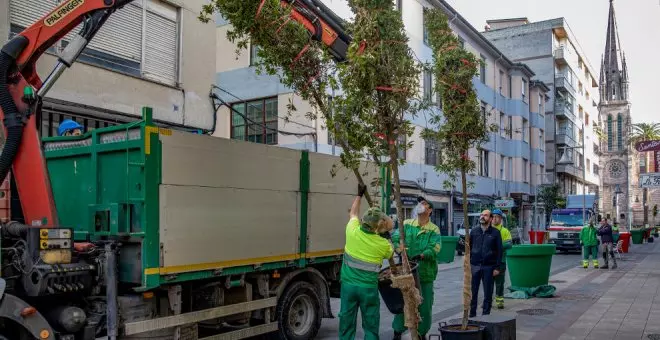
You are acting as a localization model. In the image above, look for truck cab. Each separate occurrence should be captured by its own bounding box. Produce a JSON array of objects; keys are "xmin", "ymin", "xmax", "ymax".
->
[{"xmin": 547, "ymin": 195, "xmax": 597, "ymax": 253}]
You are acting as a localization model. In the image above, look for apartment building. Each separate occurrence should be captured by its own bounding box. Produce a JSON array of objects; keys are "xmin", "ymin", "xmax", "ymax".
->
[
  {"xmin": 1, "ymin": 0, "xmax": 216, "ymax": 135},
  {"xmin": 214, "ymin": 0, "xmax": 549, "ymax": 235},
  {"xmin": 483, "ymin": 18, "xmax": 601, "ymax": 198}
]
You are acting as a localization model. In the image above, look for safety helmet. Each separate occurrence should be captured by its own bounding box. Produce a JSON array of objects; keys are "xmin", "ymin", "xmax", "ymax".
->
[
  {"xmin": 58, "ymin": 119, "xmax": 83, "ymax": 136},
  {"xmin": 492, "ymin": 209, "xmax": 504, "ymax": 217}
]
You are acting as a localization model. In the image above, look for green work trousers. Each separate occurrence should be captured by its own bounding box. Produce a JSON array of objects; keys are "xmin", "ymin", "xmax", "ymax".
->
[
  {"xmin": 392, "ymin": 282, "xmax": 434, "ymax": 336},
  {"xmin": 339, "ymin": 283, "xmax": 380, "ymax": 340},
  {"xmin": 582, "ymin": 245, "xmax": 599, "ymax": 260}
]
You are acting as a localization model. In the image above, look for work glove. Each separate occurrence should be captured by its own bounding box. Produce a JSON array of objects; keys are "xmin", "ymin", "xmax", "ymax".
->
[{"xmin": 357, "ymin": 183, "xmax": 367, "ymax": 197}]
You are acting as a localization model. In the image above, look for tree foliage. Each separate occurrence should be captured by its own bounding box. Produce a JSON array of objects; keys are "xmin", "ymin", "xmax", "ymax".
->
[
  {"xmin": 631, "ymin": 122, "xmax": 660, "ymax": 145},
  {"xmin": 423, "ymin": 9, "xmax": 492, "ymax": 330},
  {"xmin": 537, "ymin": 184, "xmax": 562, "ymax": 226}
]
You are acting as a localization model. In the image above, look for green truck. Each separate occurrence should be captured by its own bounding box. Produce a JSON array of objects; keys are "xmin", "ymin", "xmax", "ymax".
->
[{"xmin": 1, "ymin": 109, "xmax": 379, "ymax": 339}]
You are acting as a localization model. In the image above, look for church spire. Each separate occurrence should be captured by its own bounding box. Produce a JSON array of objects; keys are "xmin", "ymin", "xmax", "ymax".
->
[{"xmin": 600, "ymin": 0, "xmax": 627, "ymax": 102}]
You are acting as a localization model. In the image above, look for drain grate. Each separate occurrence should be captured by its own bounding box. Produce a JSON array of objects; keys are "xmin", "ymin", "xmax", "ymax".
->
[
  {"xmin": 517, "ymin": 308, "xmax": 554, "ymax": 316},
  {"xmin": 648, "ymin": 335, "xmax": 660, "ymax": 340}
]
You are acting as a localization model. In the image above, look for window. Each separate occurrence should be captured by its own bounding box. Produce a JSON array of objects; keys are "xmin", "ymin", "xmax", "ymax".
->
[
  {"xmin": 508, "ymin": 75, "xmax": 512, "ymax": 98},
  {"xmin": 579, "ymin": 106, "xmax": 583, "ymax": 120},
  {"xmin": 423, "ymin": 69, "xmax": 432, "ymax": 102},
  {"xmin": 250, "ymin": 42, "xmax": 261, "ymax": 66},
  {"xmin": 499, "ymin": 70, "xmax": 504, "ymax": 95},
  {"xmin": 522, "ymin": 118, "xmax": 529, "ymax": 143},
  {"xmin": 539, "ymin": 129, "xmax": 545, "ymax": 150},
  {"xmin": 612, "ymin": 87, "xmax": 616, "ymax": 100},
  {"xmin": 478, "ymin": 149, "xmax": 489, "ymax": 177},
  {"xmin": 480, "ymin": 55, "xmax": 487, "ymax": 83},
  {"xmin": 538, "ymin": 93, "xmax": 543, "ymax": 115},
  {"xmin": 480, "ymin": 102, "xmax": 487, "ymax": 123},
  {"xmin": 423, "ymin": 9, "xmax": 429, "ymax": 45},
  {"xmin": 586, "ymin": 159, "xmax": 591, "ymax": 173},
  {"xmin": 508, "ymin": 157, "xmax": 513, "ymax": 182},
  {"xmin": 640, "ymin": 156, "xmax": 647, "ymax": 174},
  {"xmin": 607, "ymin": 115, "xmax": 613, "ymax": 151},
  {"xmin": 425, "ymin": 138, "xmax": 440, "ymax": 166},
  {"xmin": 523, "ymin": 159, "xmax": 529, "ymax": 183},
  {"xmin": 10, "ymin": 0, "xmax": 181, "ymax": 86},
  {"xmin": 500, "ymin": 155, "xmax": 505, "ymax": 180},
  {"xmin": 397, "ymin": 134, "xmax": 407, "ymax": 160},
  {"xmin": 231, "ymin": 98, "xmax": 278, "ymax": 145},
  {"xmin": 522, "ymin": 79, "xmax": 528, "ymax": 102},
  {"xmin": 617, "ymin": 114, "xmax": 623, "ymax": 151},
  {"xmin": 499, "ymin": 112, "xmax": 505, "ymax": 137},
  {"xmin": 594, "ymin": 164, "xmax": 599, "ymax": 175},
  {"xmin": 585, "ymin": 113, "xmax": 589, "ymax": 126},
  {"xmin": 507, "ymin": 116, "xmax": 513, "ymax": 139}
]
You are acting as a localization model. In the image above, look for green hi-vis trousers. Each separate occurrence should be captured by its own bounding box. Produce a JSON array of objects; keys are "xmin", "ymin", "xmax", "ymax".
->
[
  {"xmin": 582, "ymin": 245, "xmax": 599, "ymax": 260},
  {"xmin": 392, "ymin": 282, "xmax": 434, "ymax": 336},
  {"xmin": 339, "ymin": 283, "xmax": 381, "ymax": 340}
]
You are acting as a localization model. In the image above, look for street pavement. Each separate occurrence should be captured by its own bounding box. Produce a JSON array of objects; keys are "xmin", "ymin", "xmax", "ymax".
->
[{"xmin": 317, "ymin": 240, "xmax": 660, "ymax": 339}]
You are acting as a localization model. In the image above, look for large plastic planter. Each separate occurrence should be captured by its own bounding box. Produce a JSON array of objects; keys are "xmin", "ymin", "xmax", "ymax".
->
[
  {"xmin": 437, "ymin": 236, "xmax": 459, "ymax": 263},
  {"xmin": 619, "ymin": 232, "xmax": 631, "ymax": 253},
  {"xmin": 631, "ymin": 229, "xmax": 644, "ymax": 244},
  {"xmin": 506, "ymin": 244, "xmax": 556, "ymax": 288}
]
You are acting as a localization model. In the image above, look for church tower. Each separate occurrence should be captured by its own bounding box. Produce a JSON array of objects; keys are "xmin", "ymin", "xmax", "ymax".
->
[{"xmin": 598, "ymin": 0, "xmax": 633, "ymax": 226}]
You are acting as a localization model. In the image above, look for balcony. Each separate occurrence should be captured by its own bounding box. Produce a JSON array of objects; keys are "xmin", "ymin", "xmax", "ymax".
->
[
  {"xmin": 554, "ymin": 46, "xmax": 568, "ymax": 65},
  {"xmin": 556, "ymin": 163, "xmax": 584, "ymax": 177},
  {"xmin": 554, "ymin": 100, "xmax": 576, "ymax": 121},
  {"xmin": 555, "ymin": 74, "xmax": 576, "ymax": 95},
  {"xmin": 556, "ymin": 129, "xmax": 576, "ymax": 146}
]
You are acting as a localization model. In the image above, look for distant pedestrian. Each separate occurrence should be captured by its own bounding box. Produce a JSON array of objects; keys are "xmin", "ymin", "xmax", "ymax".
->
[
  {"xmin": 580, "ymin": 221, "xmax": 599, "ymax": 269},
  {"xmin": 469, "ymin": 210, "xmax": 503, "ymax": 317},
  {"xmin": 490, "ymin": 209, "xmax": 512, "ymax": 309},
  {"xmin": 598, "ymin": 218, "xmax": 617, "ymax": 269}
]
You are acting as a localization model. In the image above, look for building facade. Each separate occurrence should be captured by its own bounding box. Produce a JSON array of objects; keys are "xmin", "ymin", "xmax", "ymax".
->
[
  {"xmin": 597, "ymin": 0, "xmax": 658, "ymax": 227},
  {"xmin": 483, "ymin": 17, "xmax": 601, "ymax": 201},
  {"xmin": 214, "ymin": 0, "xmax": 549, "ymax": 235},
  {"xmin": 0, "ymin": 0, "xmax": 217, "ymax": 135}
]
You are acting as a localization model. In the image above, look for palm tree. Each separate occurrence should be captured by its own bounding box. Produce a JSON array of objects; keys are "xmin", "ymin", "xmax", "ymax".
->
[{"xmin": 631, "ymin": 123, "xmax": 660, "ymax": 145}]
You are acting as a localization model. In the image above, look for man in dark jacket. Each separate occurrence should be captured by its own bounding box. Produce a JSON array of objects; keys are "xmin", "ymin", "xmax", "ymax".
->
[
  {"xmin": 469, "ymin": 210, "xmax": 503, "ymax": 317},
  {"xmin": 598, "ymin": 218, "xmax": 617, "ymax": 269}
]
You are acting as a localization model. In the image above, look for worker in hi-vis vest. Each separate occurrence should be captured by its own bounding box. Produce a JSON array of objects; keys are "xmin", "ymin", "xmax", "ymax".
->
[{"xmin": 339, "ymin": 184, "xmax": 394, "ymax": 340}]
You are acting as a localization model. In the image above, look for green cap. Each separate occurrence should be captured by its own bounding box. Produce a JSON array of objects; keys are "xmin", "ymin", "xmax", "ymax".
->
[{"xmin": 362, "ymin": 207, "xmax": 387, "ymax": 229}]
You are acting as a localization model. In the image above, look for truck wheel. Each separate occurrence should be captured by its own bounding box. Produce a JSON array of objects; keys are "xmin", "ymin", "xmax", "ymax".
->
[{"xmin": 274, "ymin": 281, "xmax": 321, "ymax": 340}]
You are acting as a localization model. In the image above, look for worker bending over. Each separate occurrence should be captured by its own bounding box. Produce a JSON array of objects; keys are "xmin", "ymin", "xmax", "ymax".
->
[
  {"xmin": 392, "ymin": 196, "xmax": 442, "ymax": 340},
  {"xmin": 491, "ymin": 209, "xmax": 512, "ymax": 309},
  {"xmin": 339, "ymin": 184, "xmax": 394, "ymax": 340}
]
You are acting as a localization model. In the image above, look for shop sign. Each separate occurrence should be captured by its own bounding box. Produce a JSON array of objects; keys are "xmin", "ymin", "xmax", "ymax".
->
[
  {"xmin": 635, "ymin": 140, "xmax": 660, "ymax": 153},
  {"xmin": 494, "ymin": 199, "xmax": 515, "ymax": 208},
  {"xmin": 640, "ymin": 173, "xmax": 660, "ymax": 188}
]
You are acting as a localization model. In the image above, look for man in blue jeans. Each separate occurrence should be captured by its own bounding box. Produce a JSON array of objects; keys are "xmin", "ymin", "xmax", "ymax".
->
[{"xmin": 469, "ymin": 210, "xmax": 503, "ymax": 317}]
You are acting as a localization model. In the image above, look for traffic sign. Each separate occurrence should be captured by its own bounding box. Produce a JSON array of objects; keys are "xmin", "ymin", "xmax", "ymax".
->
[{"xmin": 639, "ymin": 173, "xmax": 660, "ymax": 188}]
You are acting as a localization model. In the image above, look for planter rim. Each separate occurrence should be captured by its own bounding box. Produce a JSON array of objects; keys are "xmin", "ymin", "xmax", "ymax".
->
[
  {"xmin": 508, "ymin": 244, "xmax": 556, "ymax": 257},
  {"xmin": 438, "ymin": 323, "xmax": 486, "ymax": 333}
]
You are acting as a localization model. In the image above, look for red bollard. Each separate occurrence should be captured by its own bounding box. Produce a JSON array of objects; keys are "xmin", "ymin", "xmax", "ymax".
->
[
  {"xmin": 529, "ymin": 231, "xmax": 536, "ymax": 244},
  {"xmin": 535, "ymin": 231, "xmax": 546, "ymax": 244}
]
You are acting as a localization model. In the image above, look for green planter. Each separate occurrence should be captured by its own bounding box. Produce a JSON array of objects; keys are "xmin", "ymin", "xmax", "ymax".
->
[
  {"xmin": 437, "ymin": 236, "xmax": 459, "ymax": 264},
  {"xmin": 631, "ymin": 229, "xmax": 644, "ymax": 244},
  {"xmin": 506, "ymin": 244, "xmax": 556, "ymax": 288}
]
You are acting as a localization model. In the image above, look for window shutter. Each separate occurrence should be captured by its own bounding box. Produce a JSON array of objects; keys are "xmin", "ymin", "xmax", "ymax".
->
[
  {"xmin": 9, "ymin": 0, "xmax": 58, "ymax": 29},
  {"xmin": 87, "ymin": 3, "xmax": 143, "ymax": 62},
  {"xmin": 143, "ymin": 0, "xmax": 178, "ymax": 85}
]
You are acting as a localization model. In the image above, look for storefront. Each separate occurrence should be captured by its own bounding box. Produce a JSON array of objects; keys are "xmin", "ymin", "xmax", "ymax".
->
[{"xmin": 391, "ymin": 193, "xmax": 450, "ymax": 235}]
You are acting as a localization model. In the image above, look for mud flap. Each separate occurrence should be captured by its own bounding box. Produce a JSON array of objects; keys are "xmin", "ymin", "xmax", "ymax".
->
[{"xmin": 0, "ymin": 288, "xmax": 56, "ymax": 340}]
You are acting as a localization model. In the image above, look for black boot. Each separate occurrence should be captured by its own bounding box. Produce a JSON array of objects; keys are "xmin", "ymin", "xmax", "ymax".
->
[
  {"xmin": 601, "ymin": 253, "xmax": 609, "ymax": 269},
  {"xmin": 611, "ymin": 252, "xmax": 618, "ymax": 269},
  {"xmin": 393, "ymin": 331, "xmax": 403, "ymax": 340}
]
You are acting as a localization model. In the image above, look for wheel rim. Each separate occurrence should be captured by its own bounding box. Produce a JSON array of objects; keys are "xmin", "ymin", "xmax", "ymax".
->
[{"xmin": 287, "ymin": 294, "xmax": 315, "ymax": 336}]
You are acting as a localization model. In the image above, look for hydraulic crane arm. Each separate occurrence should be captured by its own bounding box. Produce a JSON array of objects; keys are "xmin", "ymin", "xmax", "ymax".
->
[{"xmin": 0, "ymin": 0, "xmax": 135, "ymax": 228}]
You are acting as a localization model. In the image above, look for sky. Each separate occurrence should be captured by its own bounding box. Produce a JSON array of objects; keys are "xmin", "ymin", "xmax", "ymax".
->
[{"xmin": 444, "ymin": 0, "xmax": 660, "ymax": 124}]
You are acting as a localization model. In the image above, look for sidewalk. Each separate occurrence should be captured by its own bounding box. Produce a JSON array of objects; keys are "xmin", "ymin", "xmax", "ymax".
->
[{"xmin": 436, "ymin": 241, "xmax": 660, "ymax": 340}]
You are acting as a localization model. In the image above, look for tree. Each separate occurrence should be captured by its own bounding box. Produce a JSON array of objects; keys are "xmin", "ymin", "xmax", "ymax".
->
[
  {"xmin": 537, "ymin": 184, "xmax": 562, "ymax": 227},
  {"xmin": 631, "ymin": 122, "xmax": 660, "ymax": 145},
  {"xmin": 423, "ymin": 9, "xmax": 492, "ymax": 330},
  {"xmin": 200, "ymin": 0, "xmax": 426, "ymax": 336}
]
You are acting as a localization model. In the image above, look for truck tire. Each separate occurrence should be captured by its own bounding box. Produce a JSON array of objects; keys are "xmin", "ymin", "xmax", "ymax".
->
[{"xmin": 273, "ymin": 281, "xmax": 321, "ymax": 340}]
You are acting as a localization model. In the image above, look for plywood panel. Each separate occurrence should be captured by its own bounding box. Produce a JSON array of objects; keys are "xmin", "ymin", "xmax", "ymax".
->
[
  {"xmin": 160, "ymin": 130, "xmax": 301, "ymax": 192},
  {"xmin": 159, "ymin": 185, "xmax": 299, "ymax": 268},
  {"xmin": 308, "ymin": 153, "xmax": 380, "ymax": 195}
]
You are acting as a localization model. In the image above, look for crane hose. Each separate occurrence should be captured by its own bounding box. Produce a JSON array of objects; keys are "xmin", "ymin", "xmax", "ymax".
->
[{"xmin": 0, "ymin": 42, "xmax": 27, "ymax": 185}]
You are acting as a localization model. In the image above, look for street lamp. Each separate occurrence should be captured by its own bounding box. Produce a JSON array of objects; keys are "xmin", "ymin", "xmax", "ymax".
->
[{"xmin": 557, "ymin": 123, "xmax": 588, "ymax": 225}]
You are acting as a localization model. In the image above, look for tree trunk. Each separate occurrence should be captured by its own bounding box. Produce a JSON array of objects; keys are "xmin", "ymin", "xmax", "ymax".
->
[{"xmin": 460, "ymin": 168, "xmax": 472, "ymax": 330}]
